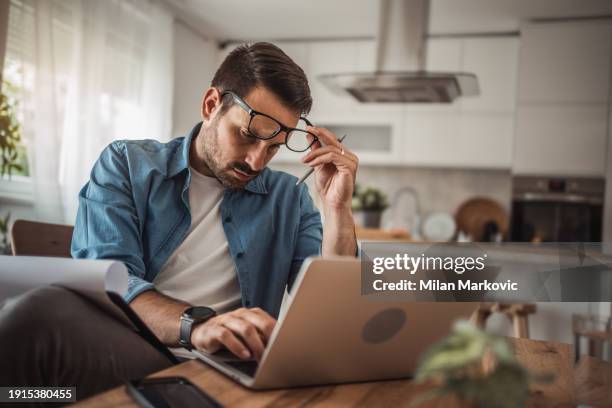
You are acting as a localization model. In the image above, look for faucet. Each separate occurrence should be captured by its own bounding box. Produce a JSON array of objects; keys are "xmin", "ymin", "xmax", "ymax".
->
[{"xmin": 390, "ymin": 187, "xmax": 422, "ymax": 239}]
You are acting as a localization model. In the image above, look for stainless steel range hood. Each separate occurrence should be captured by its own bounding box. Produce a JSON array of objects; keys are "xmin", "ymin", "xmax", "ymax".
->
[{"xmin": 319, "ymin": 0, "xmax": 479, "ymax": 103}]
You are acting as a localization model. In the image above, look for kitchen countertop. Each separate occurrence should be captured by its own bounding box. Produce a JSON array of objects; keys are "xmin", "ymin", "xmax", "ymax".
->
[{"xmin": 355, "ymin": 226, "xmax": 412, "ymax": 241}]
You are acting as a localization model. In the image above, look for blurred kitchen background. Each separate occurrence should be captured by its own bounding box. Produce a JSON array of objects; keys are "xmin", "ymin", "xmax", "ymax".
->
[{"xmin": 1, "ymin": 0, "xmax": 612, "ymax": 342}]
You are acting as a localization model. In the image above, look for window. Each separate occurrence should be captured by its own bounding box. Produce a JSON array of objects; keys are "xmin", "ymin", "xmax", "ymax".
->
[
  {"xmin": 1, "ymin": 0, "xmax": 173, "ymax": 214},
  {"xmin": 1, "ymin": 0, "xmax": 33, "ymax": 179}
]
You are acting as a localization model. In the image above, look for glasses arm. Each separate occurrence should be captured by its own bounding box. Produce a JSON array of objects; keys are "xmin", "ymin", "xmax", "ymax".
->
[
  {"xmin": 222, "ymin": 90, "xmax": 253, "ymax": 115},
  {"xmin": 302, "ymin": 117, "xmax": 313, "ymax": 127}
]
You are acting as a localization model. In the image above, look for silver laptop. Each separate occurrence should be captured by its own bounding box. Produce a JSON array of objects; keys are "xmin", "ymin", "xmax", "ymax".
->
[{"xmin": 193, "ymin": 257, "xmax": 476, "ymax": 389}]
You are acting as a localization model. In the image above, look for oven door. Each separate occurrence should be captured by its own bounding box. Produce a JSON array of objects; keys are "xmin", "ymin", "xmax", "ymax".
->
[{"xmin": 511, "ymin": 199, "xmax": 602, "ymax": 242}]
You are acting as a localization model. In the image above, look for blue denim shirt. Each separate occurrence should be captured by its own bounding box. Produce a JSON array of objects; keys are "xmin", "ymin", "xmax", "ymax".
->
[{"xmin": 71, "ymin": 123, "xmax": 323, "ymax": 318}]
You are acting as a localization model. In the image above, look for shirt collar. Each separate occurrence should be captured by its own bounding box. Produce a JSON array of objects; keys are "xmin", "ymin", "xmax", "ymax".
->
[{"xmin": 169, "ymin": 122, "xmax": 268, "ymax": 195}]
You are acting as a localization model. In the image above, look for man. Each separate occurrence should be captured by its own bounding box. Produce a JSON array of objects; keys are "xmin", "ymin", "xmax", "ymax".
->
[{"xmin": 0, "ymin": 42, "xmax": 358, "ymax": 399}]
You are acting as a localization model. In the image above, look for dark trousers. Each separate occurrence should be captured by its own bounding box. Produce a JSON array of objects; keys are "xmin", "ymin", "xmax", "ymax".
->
[{"xmin": 0, "ymin": 286, "xmax": 173, "ymax": 404}]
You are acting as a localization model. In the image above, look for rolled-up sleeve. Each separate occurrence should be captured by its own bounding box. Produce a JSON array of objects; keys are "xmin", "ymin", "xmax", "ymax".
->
[
  {"xmin": 287, "ymin": 183, "xmax": 323, "ymax": 291},
  {"xmin": 71, "ymin": 141, "xmax": 153, "ymax": 302}
]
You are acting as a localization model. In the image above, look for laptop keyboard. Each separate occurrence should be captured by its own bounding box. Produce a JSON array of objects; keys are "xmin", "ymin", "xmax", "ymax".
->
[{"xmin": 223, "ymin": 360, "xmax": 259, "ymax": 377}]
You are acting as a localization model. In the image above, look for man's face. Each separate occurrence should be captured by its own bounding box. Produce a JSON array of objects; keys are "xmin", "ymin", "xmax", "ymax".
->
[{"xmin": 198, "ymin": 87, "xmax": 301, "ymax": 189}]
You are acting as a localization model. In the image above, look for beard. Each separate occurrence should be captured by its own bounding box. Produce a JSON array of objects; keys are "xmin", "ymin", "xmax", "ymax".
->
[{"xmin": 200, "ymin": 117, "xmax": 259, "ymax": 189}]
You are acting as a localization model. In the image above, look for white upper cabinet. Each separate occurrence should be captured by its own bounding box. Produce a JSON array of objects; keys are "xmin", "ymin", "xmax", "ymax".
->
[
  {"xmin": 461, "ymin": 37, "xmax": 519, "ymax": 113},
  {"xmin": 514, "ymin": 105, "xmax": 608, "ymax": 176},
  {"xmin": 513, "ymin": 20, "xmax": 612, "ymax": 176},
  {"xmin": 306, "ymin": 40, "xmax": 360, "ymax": 116},
  {"xmin": 410, "ymin": 36, "xmax": 519, "ymax": 114},
  {"xmin": 401, "ymin": 36, "xmax": 519, "ymax": 168},
  {"xmin": 426, "ymin": 38, "xmax": 462, "ymax": 71},
  {"xmin": 411, "ymin": 38, "xmax": 463, "ymax": 113},
  {"xmin": 355, "ymin": 40, "xmax": 377, "ymax": 73},
  {"xmin": 402, "ymin": 111, "xmax": 514, "ymax": 169},
  {"xmin": 518, "ymin": 21, "xmax": 612, "ymax": 103}
]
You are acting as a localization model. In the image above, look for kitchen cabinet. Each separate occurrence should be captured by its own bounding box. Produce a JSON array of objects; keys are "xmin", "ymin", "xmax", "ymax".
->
[
  {"xmin": 461, "ymin": 37, "xmax": 519, "ymax": 113},
  {"xmin": 513, "ymin": 20, "xmax": 612, "ymax": 176},
  {"xmin": 518, "ymin": 21, "xmax": 612, "ymax": 104},
  {"xmin": 426, "ymin": 38, "xmax": 462, "ymax": 72},
  {"xmin": 402, "ymin": 112, "xmax": 514, "ymax": 169},
  {"xmin": 306, "ymin": 40, "xmax": 359, "ymax": 117},
  {"xmin": 305, "ymin": 37, "xmax": 517, "ymax": 168},
  {"xmin": 400, "ymin": 36, "xmax": 518, "ymax": 168},
  {"xmin": 514, "ymin": 105, "xmax": 608, "ymax": 176},
  {"xmin": 408, "ymin": 37, "xmax": 463, "ymax": 114},
  {"xmin": 406, "ymin": 36, "xmax": 519, "ymax": 114}
]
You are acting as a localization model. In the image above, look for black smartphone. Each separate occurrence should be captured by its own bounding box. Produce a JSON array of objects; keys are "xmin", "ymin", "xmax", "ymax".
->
[{"xmin": 126, "ymin": 376, "xmax": 222, "ymax": 408}]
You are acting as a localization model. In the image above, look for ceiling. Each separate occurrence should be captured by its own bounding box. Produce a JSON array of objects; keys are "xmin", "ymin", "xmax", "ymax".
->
[
  {"xmin": 164, "ymin": 0, "xmax": 379, "ymax": 41},
  {"xmin": 164, "ymin": 0, "xmax": 612, "ymax": 42}
]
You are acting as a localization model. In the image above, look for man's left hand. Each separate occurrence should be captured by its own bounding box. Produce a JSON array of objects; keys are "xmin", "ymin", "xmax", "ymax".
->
[{"xmin": 301, "ymin": 126, "xmax": 358, "ymax": 210}]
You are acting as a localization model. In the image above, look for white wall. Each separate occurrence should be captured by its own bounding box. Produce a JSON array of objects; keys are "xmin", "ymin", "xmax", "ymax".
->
[{"xmin": 172, "ymin": 21, "xmax": 218, "ymax": 138}]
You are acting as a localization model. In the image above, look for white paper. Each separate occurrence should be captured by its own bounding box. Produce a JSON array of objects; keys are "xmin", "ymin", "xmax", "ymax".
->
[{"xmin": 0, "ymin": 255, "xmax": 130, "ymax": 324}]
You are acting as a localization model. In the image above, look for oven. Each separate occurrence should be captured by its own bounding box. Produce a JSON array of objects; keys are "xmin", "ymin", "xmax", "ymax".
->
[{"xmin": 510, "ymin": 176, "xmax": 604, "ymax": 242}]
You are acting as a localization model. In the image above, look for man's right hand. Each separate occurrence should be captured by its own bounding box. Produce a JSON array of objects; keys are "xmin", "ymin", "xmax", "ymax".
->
[{"xmin": 191, "ymin": 307, "xmax": 276, "ymax": 361}]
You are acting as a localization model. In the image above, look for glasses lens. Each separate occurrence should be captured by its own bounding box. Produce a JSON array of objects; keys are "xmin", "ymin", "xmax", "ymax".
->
[
  {"xmin": 249, "ymin": 114, "xmax": 281, "ymax": 139},
  {"xmin": 287, "ymin": 119, "xmax": 316, "ymax": 152}
]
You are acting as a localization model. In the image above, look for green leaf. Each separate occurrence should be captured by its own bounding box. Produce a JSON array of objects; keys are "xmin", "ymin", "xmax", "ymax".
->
[
  {"xmin": 470, "ymin": 363, "xmax": 529, "ymax": 408},
  {"xmin": 489, "ymin": 336, "xmax": 516, "ymax": 363},
  {"xmin": 415, "ymin": 333, "xmax": 487, "ymax": 380},
  {"xmin": 0, "ymin": 82, "xmax": 25, "ymax": 178}
]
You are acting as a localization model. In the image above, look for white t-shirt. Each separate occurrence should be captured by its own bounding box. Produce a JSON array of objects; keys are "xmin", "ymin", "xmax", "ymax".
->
[{"xmin": 154, "ymin": 168, "xmax": 242, "ymax": 313}]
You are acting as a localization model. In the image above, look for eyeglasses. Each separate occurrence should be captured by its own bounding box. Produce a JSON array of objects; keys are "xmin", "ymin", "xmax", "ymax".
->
[{"xmin": 221, "ymin": 90, "xmax": 318, "ymax": 153}]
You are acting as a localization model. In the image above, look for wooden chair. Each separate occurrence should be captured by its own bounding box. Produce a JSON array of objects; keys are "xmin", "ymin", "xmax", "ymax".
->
[
  {"xmin": 10, "ymin": 219, "xmax": 74, "ymax": 257},
  {"xmin": 472, "ymin": 302, "xmax": 537, "ymax": 338}
]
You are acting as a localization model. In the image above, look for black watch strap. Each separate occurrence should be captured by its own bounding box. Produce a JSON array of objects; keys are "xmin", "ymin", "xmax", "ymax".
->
[{"xmin": 179, "ymin": 306, "xmax": 216, "ymax": 350}]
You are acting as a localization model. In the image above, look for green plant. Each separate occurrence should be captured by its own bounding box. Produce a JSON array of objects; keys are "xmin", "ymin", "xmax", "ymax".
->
[
  {"xmin": 0, "ymin": 212, "xmax": 11, "ymax": 255},
  {"xmin": 0, "ymin": 81, "xmax": 26, "ymax": 254},
  {"xmin": 351, "ymin": 184, "xmax": 389, "ymax": 212},
  {"xmin": 413, "ymin": 320, "xmax": 552, "ymax": 408},
  {"xmin": 0, "ymin": 81, "xmax": 24, "ymax": 179}
]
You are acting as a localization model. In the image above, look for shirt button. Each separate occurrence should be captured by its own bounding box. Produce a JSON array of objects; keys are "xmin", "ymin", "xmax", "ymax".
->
[
  {"xmin": 236, "ymin": 252, "xmax": 244, "ymax": 258},
  {"xmin": 224, "ymin": 216, "xmax": 232, "ymax": 223}
]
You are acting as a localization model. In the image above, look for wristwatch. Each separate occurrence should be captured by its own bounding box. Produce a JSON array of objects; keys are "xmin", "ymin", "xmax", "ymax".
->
[{"xmin": 179, "ymin": 306, "xmax": 216, "ymax": 350}]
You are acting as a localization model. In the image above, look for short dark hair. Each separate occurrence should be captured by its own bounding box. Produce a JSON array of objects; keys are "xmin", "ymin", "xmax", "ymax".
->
[{"xmin": 211, "ymin": 42, "xmax": 312, "ymax": 116}]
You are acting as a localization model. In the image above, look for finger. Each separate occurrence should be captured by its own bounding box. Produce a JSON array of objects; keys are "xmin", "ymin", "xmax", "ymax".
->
[
  {"xmin": 307, "ymin": 152, "xmax": 357, "ymax": 172},
  {"xmin": 301, "ymin": 145, "xmax": 340, "ymax": 162},
  {"xmin": 204, "ymin": 325, "xmax": 252, "ymax": 360},
  {"xmin": 301, "ymin": 131, "xmax": 321, "ymax": 152},
  {"xmin": 302, "ymin": 145, "xmax": 357, "ymax": 164},
  {"xmin": 237, "ymin": 308, "xmax": 277, "ymax": 341},
  {"xmin": 307, "ymin": 126, "xmax": 343, "ymax": 149},
  {"xmin": 221, "ymin": 316, "xmax": 266, "ymax": 360}
]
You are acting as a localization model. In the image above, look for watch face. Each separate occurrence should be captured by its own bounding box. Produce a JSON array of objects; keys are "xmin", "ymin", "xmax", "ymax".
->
[{"xmin": 186, "ymin": 306, "xmax": 215, "ymax": 320}]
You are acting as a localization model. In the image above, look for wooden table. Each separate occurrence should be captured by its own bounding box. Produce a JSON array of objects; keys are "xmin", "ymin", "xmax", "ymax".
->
[{"xmin": 76, "ymin": 337, "xmax": 597, "ymax": 407}]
